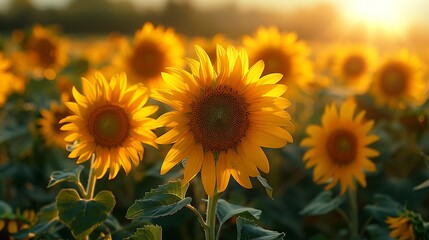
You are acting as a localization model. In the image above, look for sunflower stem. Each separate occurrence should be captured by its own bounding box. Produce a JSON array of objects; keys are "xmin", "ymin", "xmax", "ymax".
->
[
  {"xmin": 348, "ymin": 189, "xmax": 359, "ymax": 239},
  {"xmin": 186, "ymin": 204, "xmax": 208, "ymax": 230},
  {"xmin": 204, "ymin": 192, "xmax": 220, "ymax": 240},
  {"xmin": 85, "ymin": 153, "xmax": 97, "ymax": 200}
]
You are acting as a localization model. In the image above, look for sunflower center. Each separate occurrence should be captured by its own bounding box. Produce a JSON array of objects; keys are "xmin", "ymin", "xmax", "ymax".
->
[
  {"xmin": 130, "ymin": 41, "xmax": 165, "ymax": 79},
  {"xmin": 343, "ymin": 55, "xmax": 366, "ymax": 78},
  {"xmin": 327, "ymin": 129, "xmax": 357, "ymax": 165},
  {"xmin": 258, "ymin": 48, "xmax": 291, "ymax": 78},
  {"xmin": 87, "ymin": 104, "xmax": 130, "ymax": 148},
  {"xmin": 379, "ymin": 62, "xmax": 408, "ymax": 96},
  {"xmin": 27, "ymin": 37, "xmax": 57, "ymax": 67},
  {"xmin": 189, "ymin": 85, "xmax": 250, "ymax": 152}
]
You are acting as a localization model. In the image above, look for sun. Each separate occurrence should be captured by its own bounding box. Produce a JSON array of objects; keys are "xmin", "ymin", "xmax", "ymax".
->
[{"xmin": 345, "ymin": 0, "xmax": 405, "ymax": 33}]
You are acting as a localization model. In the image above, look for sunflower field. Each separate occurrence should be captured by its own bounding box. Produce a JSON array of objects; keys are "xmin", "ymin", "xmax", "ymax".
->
[{"xmin": 1, "ymin": 1, "xmax": 429, "ymax": 240}]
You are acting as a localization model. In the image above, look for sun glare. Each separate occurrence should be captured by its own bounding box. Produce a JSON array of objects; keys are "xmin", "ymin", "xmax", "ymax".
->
[{"xmin": 346, "ymin": 0, "xmax": 406, "ymax": 33}]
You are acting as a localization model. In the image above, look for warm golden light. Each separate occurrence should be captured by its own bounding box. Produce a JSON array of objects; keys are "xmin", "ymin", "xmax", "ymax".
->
[{"xmin": 346, "ymin": 0, "xmax": 406, "ymax": 33}]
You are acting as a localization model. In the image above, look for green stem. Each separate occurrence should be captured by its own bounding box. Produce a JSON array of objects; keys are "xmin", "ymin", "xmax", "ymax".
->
[
  {"xmin": 85, "ymin": 154, "xmax": 97, "ymax": 200},
  {"xmin": 186, "ymin": 204, "xmax": 208, "ymax": 230},
  {"xmin": 204, "ymin": 192, "xmax": 221, "ymax": 240},
  {"xmin": 348, "ymin": 189, "xmax": 359, "ymax": 239}
]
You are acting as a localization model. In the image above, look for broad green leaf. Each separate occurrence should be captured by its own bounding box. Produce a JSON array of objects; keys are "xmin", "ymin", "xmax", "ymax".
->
[
  {"xmin": 236, "ymin": 217, "xmax": 285, "ymax": 240},
  {"xmin": 0, "ymin": 200, "xmax": 13, "ymax": 218},
  {"xmin": 365, "ymin": 194, "xmax": 403, "ymax": 222},
  {"xmin": 257, "ymin": 175, "xmax": 274, "ymax": 199},
  {"xmin": 300, "ymin": 191, "xmax": 345, "ymax": 216},
  {"xmin": 56, "ymin": 189, "xmax": 116, "ymax": 240},
  {"xmin": 37, "ymin": 202, "xmax": 59, "ymax": 222},
  {"xmin": 217, "ymin": 199, "xmax": 261, "ymax": 225},
  {"xmin": 124, "ymin": 225, "xmax": 162, "ymax": 240},
  {"xmin": 47, "ymin": 165, "xmax": 85, "ymax": 188},
  {"xmin": 126, "ymin": 181, "xmax": 191, "ymax": 219}
]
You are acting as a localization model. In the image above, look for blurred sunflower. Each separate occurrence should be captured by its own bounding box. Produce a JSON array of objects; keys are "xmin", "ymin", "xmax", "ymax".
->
[
  {"xmin": 0, "ymin": 54, "xmax": 25, "ymax": 106},
  {"xmin": 39, "ymin": 98, "xmax": 72, "ymax": 148},
  {"xmin": 242, "ymin": 26, "xmax": 313, "ymax": 93},
  {"xmin": 331, "ymin": 45, "xmax": 377, "ymax": 93},
  {"xmin": 21, "ymin": 25, "xmax": 68, "ymax": 79},
  {"xmin": 116, "ymin": 22, "xmax": 185, "ymax": 89},
  {"xmin": 371, "ymin": 50, "xmax": 426, "ymax": 108},
  {"xmin": 386, "ymin": 215, "xmax": 415, "ymax": 240},
  {"xmin": 301, "ymin": 99, "xmax": 379, "ymax": 194},
  {"xmin": 152, "ymin": 45, "xmax": 294, "ymax": 196},
  {"xmin": 0, "ymin": 209, "xmax": 37, "ymax": 240},
  {"xmin": 60, "ymin": 72, "xmax": 158, "ymax": 179}
]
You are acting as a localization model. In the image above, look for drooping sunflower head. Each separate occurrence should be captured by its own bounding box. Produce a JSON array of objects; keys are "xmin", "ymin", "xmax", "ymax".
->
[
  {"xmin": 118, "ymin": 22, "xmax": 185, "ymax": 89},
  {"xmin": 39, "ymin": 99, "xmax": 72, "ymax": 148},
  {"xmin": 371, "ymin": 50, "xmax": 426, "ymax": 108},
  {"xmin": 331, "ymin": 45, "xmax": 377, "ymax": 93},
  {"xmin": 24, "ymin": 25, "xmax": 68, "ymax": 78},
  {"xmin": 0, "ymin": 54, "xmax": 26, "ymax": 106},
  {"xmin": 152, "ymin": 44, "xmax": 294, "ymax": 196},
  {"xmin": 242, "ymin": 26, "xmax": 314, "ymax": 91},
  {"xmin": 301, "ymin": 99, "xmax": 379, "ymax": 194},
  {"xmin": 386, "ymin": 214, "xmax": 416, "ymax": 240},
  {"xmin": 60, "ymin": 71, "xmax": 158, "ymax": 179}
]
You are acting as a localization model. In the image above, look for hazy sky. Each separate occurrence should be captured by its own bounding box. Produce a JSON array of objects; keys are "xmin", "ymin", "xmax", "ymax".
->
[{"xmin": 0, "ymin": 0, "xmax": 427, "ymax": 27}]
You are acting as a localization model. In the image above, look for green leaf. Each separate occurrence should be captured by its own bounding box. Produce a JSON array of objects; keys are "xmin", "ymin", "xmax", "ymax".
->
[
  {"xmin": 299, "ymin": 191, "xmax": 345, "ymax": 216},
  {"xmin": 365, "ymin": 194, "xmax": 403, "ymax": 222},
  {"xmin": 366, "ymin": 224, "xmax": 393, "ymax": 240},
  {"xmin": 0, "ymin": 200, "xmax": 13, "ymax": 218},
  {"xmin": 37, "ymin": 202, "xmax": 59, "ymax": 222},
  {"xmin": 47, "ymin": 165, "xmax": 85, "ymax": 188},
  {"xmin": 126, "ymin": 180, "xmax": 191, "ymax": 219},
  {"xmin": 124, "ymin": 225, "xmax": 162, "ymax": 240},
  {"xmin": 217, "ymin": 199, "xmax": 261, "ymax": 225},
  {"xmin": 256, "ymin": 175, "xmax": 274, "ymax": 199},
  {"xmin": 236, "ymin": 217, "xmax": 285, "ymax": 240},
  {"xmin": 56, "ymin": 189, "xmax": 116, "ymax": 240}
]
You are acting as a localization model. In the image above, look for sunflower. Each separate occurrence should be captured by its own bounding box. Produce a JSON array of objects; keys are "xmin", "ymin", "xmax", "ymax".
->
[
  {"xmin": 60, "ymin": 72, "xmax": 158, "ymax": 179},
  {"xmin": 190, "ymin": 34, "xmax": 231, "ymax": 64},
  {"xmin": 23, "ymin": 25, "xmax": 68, "ymax": 79},
  {"xmin": 371, "ymin": 50, "xmax": 426, "ymax": 108},
  {"xmin": 152, "ymin": 45, "xmax": 294, "ymax": 196},
  {"xmin": 39, "ymin": 99, "xmax": 72, "ymax": 148},
  {"xmin": 242, "ymin": 26, "xmax": 313, "ymax": 92},
  {"xmin": 386, "ymin": 216, "xmax": 416, "ymax": 240},
  {"xmin": 115, "ymin": 22, "xmax": 185, "ymax": 89},
  {"xmin": 301, "ymin": 99, "xmax": 379, "ymax": 194},
  {"xmin": 0, "ymin": 54, "xmax": 25, "ymax": 106},
  {"xmin": 330, "ymin": 45, "xmax": 377, "ymax": 93},
  {"xmin": 0, "ymin": 209, "xmax": 37, "ymax": 240}
]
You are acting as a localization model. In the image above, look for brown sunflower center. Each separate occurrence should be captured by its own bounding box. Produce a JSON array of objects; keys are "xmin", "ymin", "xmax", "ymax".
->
[
  {"xmin": 258, "ymin": 48, "xmax": 291, "ymax": 78},
  {"xmin": 87, "ymin": 104, "xmax": 130, "ymax": 148},
  {"xmin": 189, "ymin": 85, "xmax": 250, "ymax": 152},
  {"xmin": 130, "ymin": 41, "xmax": 165, "ymax": 79},
  {"xmin": 27, "ymin": 37, "xmax": 57, "ymax": 67},
  {"xmin": 343, "ymin": 55, "xmax": 366, "ymax": 78},
  {"xmin": 379, "ymin": 62, "xmax": 408, "ymax": 96},
  {"xmin": 327, "ymin": 129, "xmax": 357, "ymax": 165}
]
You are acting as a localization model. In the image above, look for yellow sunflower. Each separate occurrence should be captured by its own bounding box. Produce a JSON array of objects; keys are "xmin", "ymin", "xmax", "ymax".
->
[
  {"xmin": 0, "ymin": 54, "xmax": 25, "ymax": 106},
  {"xmin": 190, "ymin": 34, "xmax": 231, "ymax": 64},
  {"xmin": 330, "ymin": 45, "xmax": 377, "ymax": 93},
  {"xmin": 386, "ymin": 216, "xmax": 416, "ymax": 240},
  {"xmin": 371, "ymin": 50, "xmax": 426, "ymax": 108},
  {"xmin": 152, "ymin": 45, "xmax": 294, "ymax": 196},
  {"xmin": 0, "ymin": 209, "xmax": 37, "ymax": 239},
  {"xmin": 23, "ymin": 25, "xmax": 68, "ymax": 79},
  {"xmin": 60, "ymin": 72, "xmax": 158, "ymax": 179},
  {"xmin": 242, "ymin": 26, "xmax": 313, "ymax": 92},
  {"xmin": 301, "ymin": 99, "xmax": 379, "ymax": 194},
  {"xmin": 115, "ymin": 22, "xmax": 185, "ymax": 89},
  {"xmin": 39, "ymin": 99, "xmax": 72, "ymax": 148}
]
